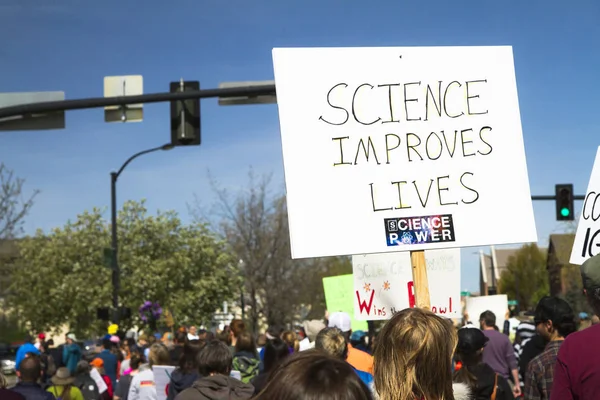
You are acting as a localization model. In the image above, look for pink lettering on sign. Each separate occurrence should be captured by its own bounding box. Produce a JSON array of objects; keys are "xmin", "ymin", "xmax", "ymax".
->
[{"xmin": 356, "ymin": 290, "xmax": 375, "ymax": 314}]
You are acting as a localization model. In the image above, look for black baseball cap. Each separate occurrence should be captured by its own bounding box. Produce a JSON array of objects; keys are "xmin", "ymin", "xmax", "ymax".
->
[{"xmin": 457, "ymin": 327, "xmax": 489, "ymax": 354}]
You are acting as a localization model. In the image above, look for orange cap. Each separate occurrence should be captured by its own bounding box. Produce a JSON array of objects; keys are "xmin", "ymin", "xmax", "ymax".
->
[{"xmin": 90, "ymin": 358, "xmax": 104, "ymax": 368}]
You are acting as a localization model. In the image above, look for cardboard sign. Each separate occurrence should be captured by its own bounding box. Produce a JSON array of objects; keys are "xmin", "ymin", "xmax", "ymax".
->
[
  {"xmin": 273, "ymin": 46, "xmax": 537, "ymax": 259},
  {"xmin": 466, "ymin": 294, "xmax": 508, "ymax": 330},
  {"xmin": 353, "ymin": 249, "xmax": 460, "ymax": 319},
  {"xmin": 571, "ymin": 146, "xmax": 600, "ymax": 265},
  {"xmin": 323, "ymin": 275, "xmax": 368, "ymax": 331}
]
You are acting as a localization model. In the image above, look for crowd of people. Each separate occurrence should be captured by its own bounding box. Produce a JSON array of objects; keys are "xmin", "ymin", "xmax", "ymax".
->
[{"xmin": 2, "ymin": 253, "xmax": 600, "ymax": 400}]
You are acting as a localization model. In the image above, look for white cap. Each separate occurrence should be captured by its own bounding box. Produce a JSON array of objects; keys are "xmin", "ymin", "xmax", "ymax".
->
[{"xmin": 328, "ymin": 312, "xmax": 352, "ymax": 332}]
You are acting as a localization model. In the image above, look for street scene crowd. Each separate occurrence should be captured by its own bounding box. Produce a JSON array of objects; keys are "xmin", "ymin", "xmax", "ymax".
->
[{"xmin": 2, "ymin": 252, "xmax": 600, "ymax": 400}]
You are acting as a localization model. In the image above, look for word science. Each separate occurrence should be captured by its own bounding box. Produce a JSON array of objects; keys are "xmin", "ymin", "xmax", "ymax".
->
[{"xmin": 273, "ymin": 46, "xmax": 537, "ymax": 258}]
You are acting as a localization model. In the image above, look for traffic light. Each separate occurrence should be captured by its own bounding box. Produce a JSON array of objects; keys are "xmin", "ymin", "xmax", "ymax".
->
[
  {"xmin": 170, "ymin": 80, "xmax": 200, "ymax": 146},
  {"xmin": 555, "ymin": 184, "xmax": 574, "ymax": 221}
]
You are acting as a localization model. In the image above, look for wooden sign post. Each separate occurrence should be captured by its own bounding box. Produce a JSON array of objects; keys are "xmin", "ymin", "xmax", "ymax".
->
[{"xmin": 411, "ymin": 250, "xmax": 431, "ymax": 310}]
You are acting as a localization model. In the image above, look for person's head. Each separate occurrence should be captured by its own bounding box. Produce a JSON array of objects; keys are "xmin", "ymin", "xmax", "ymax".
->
[
  {"xmin": 197, "ymin": 329, "xmax": 208, "ymax": 340},
  {"xmin": 581, "ymin": 254, "xmax": 600, "ymax": 316},
  {"xmin": 453, "ymin": 327, "xmax": 489, "ymax": 389},
  {"xmin": 179, "ymin": 339, "xmax": 206, "ymax": 372},
  {"xmin": 256, "ymin": 334, "xmax": 268, "ymax": 348},
  {"xmin": 281, "ymin": 331, "xmax": 299, "ymax": 353},
  {"xmin": 66, "ymin": 333, "xmax": 76, "ymax": 344},
  {"xmin": 189, "ymin": 326, "xmax": 197, "ymax": 335},
  {"xmin": 534, "ymin": 296, "xmax": 576, "ymax": 340},
  {"xmin": 129, "ymin": 351, "xmax": 144, "ymax": 370},
  {"xmin": 229, "ymin": 319, "xmax": 246, "ymax": 341},
  {"xmin": 148, "ymin": 335, "xmax": 157, "ymax": 346},
  {"xmin": 148, "ymin": 343, "xmax": 170, "ymax": 367},
  {"xmin": 175, "ymin": 331, "xmax": 187, "ymax": 345},
  {"xmin": 18, "ymin": 354, "xmax": 42, "ymax": 383},
  {"xmin": 51, "ymin": 367, "xmax": 75, "ymax": 388},
  {"xmin": 216, "ymin": 329, "xmax": 232, "ymax": 346},
  {"xmin": 102, "ymin": 338, "xmax": 112, "ymax": 350},
  {"xmin": 350, "ymin": 330, "xmax": 368, "ymax": 348},
  {"xmin": 327, "ymin": 312, "xmax": 352, "ymax": 341},
  {"xmin": 374, "ymin": 308, "xmax": 457, "ymax": 400},
  {"xmin": 479, "ymin": 310, "xmax": 496, "ymax": 329},
  {"xmin": 266, "ymin": 325, "xmax": 284, "ymax": 340},
  {"xmin": 263, "ymin": 338, "xmax": 290, "ymax": 373},
  {"xmin": 197, "ymin": 340, "xmax": 233, "ymax": 377},
  {"xmin": 255, "ymin": 350, "xmax": 373, "ymax": 400},
  {"xmin": 138, "ymin": 334, "xmax": 148, "ymax": 346},
  {"xmin": 75, "ymin": 360, "xmax": 90, "ymax": 376},
  {"xmin": 24, "ymin": 334, "xmax": 34, "ymax": 344},
  {"xmin": 234, "ymin": 331, "xmax": 257, "ymax": 355},
  {"xmin": 90, "ymin": 358, "xmax": 105, "ymax": 375},
  {"xmin": 315, "ymin": 327, "xmax": 348, "ymax": 360}
]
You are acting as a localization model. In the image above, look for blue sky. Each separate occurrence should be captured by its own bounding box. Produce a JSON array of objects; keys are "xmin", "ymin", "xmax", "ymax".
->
[{"xmin": 0, "ymin": 0, "xmax": 598, "ymax": 292}]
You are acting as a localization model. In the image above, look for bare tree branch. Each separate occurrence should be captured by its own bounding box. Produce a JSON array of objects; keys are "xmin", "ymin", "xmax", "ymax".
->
[{"xmin": 0, "ymin": 163, "xmax": 38, "ymax": 239}]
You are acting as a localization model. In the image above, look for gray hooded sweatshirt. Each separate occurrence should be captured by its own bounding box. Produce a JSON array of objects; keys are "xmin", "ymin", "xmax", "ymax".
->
[{"xmin": 175, "ymin": 375, "xmax": 254, "ymax": 400}]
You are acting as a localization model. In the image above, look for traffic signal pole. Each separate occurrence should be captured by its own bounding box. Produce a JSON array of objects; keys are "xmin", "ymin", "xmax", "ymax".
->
[
  {"xmin": 0, "ymin": 84, "xmax": 586, "ymax": 207},
  {"xmin": 0, "ymin": 84, "xmax": 277, "ymax": 119},
  {"xmin": 531, "ymin": 195, "xmax": 585, "ymax": 201}
]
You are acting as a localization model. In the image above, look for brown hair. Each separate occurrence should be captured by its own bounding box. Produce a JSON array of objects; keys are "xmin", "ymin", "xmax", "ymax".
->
[
  {"xmin": 179, "ymin": 340, "xmax": 206, "ymax": 372},
  {"xmin": 230, "ymin": 319, "xmax": 246, "ymax": 338},
  {"xmin": 373, "ymin": 308, "xmax": 457, "ymax": 400},
  {"xmin": 315, "ymin": 327, "xmax": 347, "ymax": 360},
  {"xmin": 197, "ymin": 340, "xmax": 233, "ymax": 376},
  {"xmin": 234, "ymin": 331, "xmax": 257, "ymax": 355},
  {"xmin": 148, "ymin": 343, "xmax": 170, "ymax": 367},
  {"xmin": 255, "ymin": 349, "xmax": 372, "ymax": 400}
]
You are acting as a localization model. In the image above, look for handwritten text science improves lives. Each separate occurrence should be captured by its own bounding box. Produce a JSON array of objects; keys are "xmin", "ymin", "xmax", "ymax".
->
[
  {"xmin": 272, "ymin": 46, "xmax": 537, "ymax": 258},
  {"xmin": 322, "ymin": 79, "xmax": 491, "ymax": 215}
]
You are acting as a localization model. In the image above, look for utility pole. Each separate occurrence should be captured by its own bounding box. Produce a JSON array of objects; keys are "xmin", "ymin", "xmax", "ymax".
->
[{"xmin": 110, "ymin": 143, "xmax": 173, "ymax": 320}]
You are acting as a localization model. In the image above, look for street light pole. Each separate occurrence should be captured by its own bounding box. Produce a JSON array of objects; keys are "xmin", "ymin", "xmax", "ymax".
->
[{"xmin": 110, "ymin": 143, "xmax": 174, "ymax": 319}]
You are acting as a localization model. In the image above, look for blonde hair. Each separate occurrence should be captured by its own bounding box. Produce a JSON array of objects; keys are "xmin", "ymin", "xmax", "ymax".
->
[
  {"xmin": 315, "ymin": 327, "xmax": 347, "ymax": 360},
  {"xmin": 281, "ymin": 330, "xmax": 300, "ymax": 353},
  {"xmin": 373, "ymin": 308, "xmax": 457, "ymax": 400}
]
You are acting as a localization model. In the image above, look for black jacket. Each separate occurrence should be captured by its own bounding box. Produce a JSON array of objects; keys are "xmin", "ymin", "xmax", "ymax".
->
[
  {"xmin": 168, "ymin": 369, "xmax": 199, "ymax": 400},
  {"xmin": 469, "ymin": 363, "xmax": 513, "ymax": 400},
  {"xmin": 10, "ymin": 382, "xmax": 55, "ymax": 400}
]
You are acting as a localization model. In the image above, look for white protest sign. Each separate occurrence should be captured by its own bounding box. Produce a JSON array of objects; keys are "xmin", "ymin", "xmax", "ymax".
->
[
  {"xmin": 273, "ymin": 46, "xmax": 537, "ymax": 259},
  {"xmin": 571, "ymin": 146, "xmax": 600, "ymax": 265},
  {"xmin": 466, "ymin": 294, "xmax": 508, "ymax": 330},
  {"xmin": 153, "ymin": 365, "xmax": 175, "ymax": 400},
  {"xmin": 353, "ymin": 248, "xmax": 460, "ymax": 319}
]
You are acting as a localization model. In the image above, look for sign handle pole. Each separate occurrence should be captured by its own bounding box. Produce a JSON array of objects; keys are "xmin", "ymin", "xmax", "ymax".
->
[{"xmin": 411, "ymin": 250, "xmax": 431, "ymax": 310}]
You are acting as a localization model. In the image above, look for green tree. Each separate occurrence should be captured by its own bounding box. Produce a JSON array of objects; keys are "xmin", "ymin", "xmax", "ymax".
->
[
  {"xmin": 7, "ymin": 200, "xmax": 239, "ymax": 337},
  {"xmin": 498, "ymin": 243, "xmax": 549, "ymax": 311}
]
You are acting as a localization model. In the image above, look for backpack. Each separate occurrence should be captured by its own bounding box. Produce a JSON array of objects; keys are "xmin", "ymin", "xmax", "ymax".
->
[
  {"xmin": 77, "ymin": 375, "xmax": 101, "ymax": 400},
  {"xmin": 232, "ymin": 356, "xmax": 260, "ymax": 383}
]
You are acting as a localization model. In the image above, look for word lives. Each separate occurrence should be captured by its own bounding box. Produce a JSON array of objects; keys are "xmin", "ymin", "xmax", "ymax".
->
[
  {"xmin": 320, "ymin": 79, "xmax": 494, "ymax": 214},
  {"xmin": 385, "ymin": 214, "xmax": 455, "ymax": 247}
]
